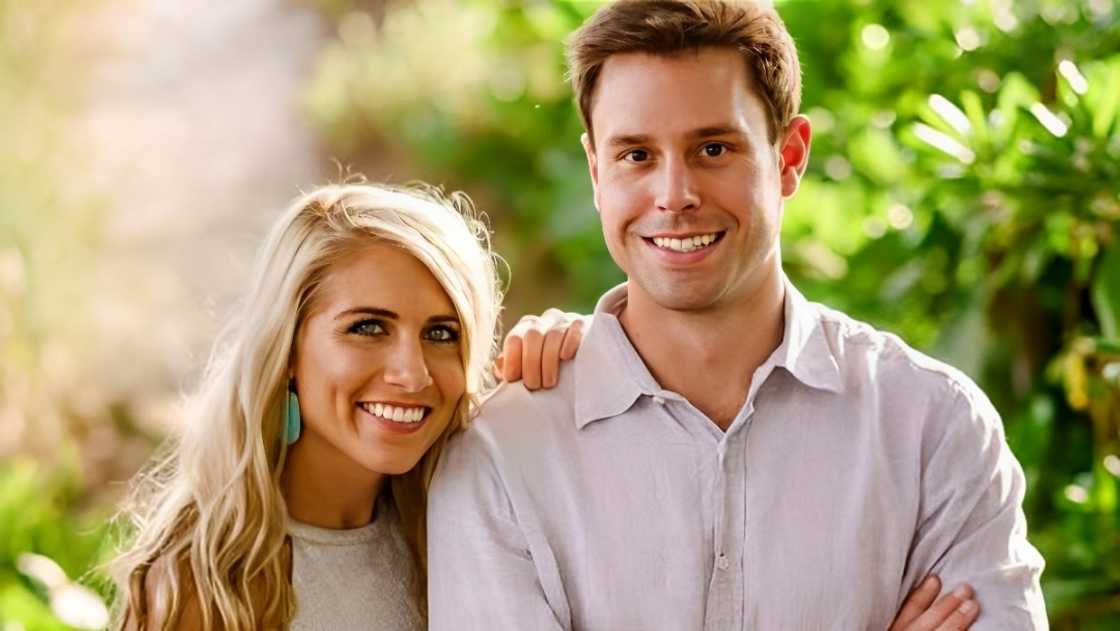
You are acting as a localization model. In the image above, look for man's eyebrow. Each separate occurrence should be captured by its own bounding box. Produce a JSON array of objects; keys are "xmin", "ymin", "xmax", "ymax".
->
[
  {"xmin": 336, "ymin": 307, "xmax": 397, "ymax": 320},
  {"xmin": 604, "ymin": 133, "xmax": 652, "ymax": 148},
  {"xmin": 689, "ymin": 125, "xmax": 748, "ymax": 139},
  {"xmin": 604, "ymin": 127, "xmax": 749, "ymax": 147}
]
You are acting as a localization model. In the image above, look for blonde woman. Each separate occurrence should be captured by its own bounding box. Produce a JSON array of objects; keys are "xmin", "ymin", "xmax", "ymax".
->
[{"xmin": 112, "ymin": 183, "xmax": 581, "ymax": 630}]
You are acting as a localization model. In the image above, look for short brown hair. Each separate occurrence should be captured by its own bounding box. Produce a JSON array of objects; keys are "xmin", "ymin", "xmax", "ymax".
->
[{"xmin": 566, "ymin": 0, "xmax": 802, "ymax": 144}]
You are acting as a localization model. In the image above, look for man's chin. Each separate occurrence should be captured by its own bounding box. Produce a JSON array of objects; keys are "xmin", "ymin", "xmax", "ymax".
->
[{"xmin": 632, "ymin": 278, "xmax": 727, "ymax": 313}]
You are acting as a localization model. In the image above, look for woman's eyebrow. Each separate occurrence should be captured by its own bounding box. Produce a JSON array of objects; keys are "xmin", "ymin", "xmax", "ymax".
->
[
  {"xmin": 335, "ymin": 307, "xmax": 397, "ymax": 320},
  {"xmin": 335, "ymin": 308, "xmax": 459, "ymax": 324}
]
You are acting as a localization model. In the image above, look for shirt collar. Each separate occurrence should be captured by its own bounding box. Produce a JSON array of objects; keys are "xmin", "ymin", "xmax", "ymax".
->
[
  {"xmin": 573, "ymin": 283, "xmax": 654, "ymax": 429},
  {"xmin": 773, "ymin": 279, "xmax": 845, "ymax": 395},
  {"xmin": 572, "ymin": 278, "xmax": 844, "ymax": 430}
]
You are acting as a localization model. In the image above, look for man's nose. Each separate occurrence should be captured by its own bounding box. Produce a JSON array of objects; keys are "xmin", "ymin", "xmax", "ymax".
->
[
  {"xmin": 382, "ymin": 338, "xmax": 434, "ymax": 392},
  {"xmin": 654, "ymin": 157, "xmax": 700, "ymax": 213}
]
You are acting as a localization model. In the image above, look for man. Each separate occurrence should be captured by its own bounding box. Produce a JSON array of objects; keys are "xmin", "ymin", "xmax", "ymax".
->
[{"xmin": 428, "ymin": 1, "xmax": 1048, "ymax": 629}]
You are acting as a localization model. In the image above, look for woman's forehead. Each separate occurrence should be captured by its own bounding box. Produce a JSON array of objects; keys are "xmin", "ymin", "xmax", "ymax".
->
[{"xmin": 315, "ymin": 242, "xmax": 457, "ymax": 318}]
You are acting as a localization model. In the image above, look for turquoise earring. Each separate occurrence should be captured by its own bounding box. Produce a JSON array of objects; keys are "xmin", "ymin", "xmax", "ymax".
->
[{"xmin": 286, "ymin": 385, "xmax": 302, "ymax": 445}]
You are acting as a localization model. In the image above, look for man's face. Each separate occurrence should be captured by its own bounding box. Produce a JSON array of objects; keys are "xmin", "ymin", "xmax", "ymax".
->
[{"xmin": 583, "ymin": 47, "xmax": 808, "ymax": 313}]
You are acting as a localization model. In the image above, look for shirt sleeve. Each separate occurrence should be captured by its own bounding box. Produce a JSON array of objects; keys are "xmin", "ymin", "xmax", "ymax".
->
[
  {"xmin": 903, "ymin": 382, "xmax": 1049, "ymax": 630},
  {"xmin": 426, "ymin": 427, "xmax": 568, "ymax": 631}
]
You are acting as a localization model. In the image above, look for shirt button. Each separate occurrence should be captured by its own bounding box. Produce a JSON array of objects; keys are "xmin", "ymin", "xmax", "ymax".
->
[
  {"xmin": 717, "ymin": 554, "xmax": 729, "ymax": 570},
  {"xmin": 652, "ymin": 396, "xmax": 666, "ymax": 406}
]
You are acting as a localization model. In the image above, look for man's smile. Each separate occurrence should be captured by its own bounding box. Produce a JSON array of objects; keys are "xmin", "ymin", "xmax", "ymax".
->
[{"xmin": 643, "ymin": 230, "xmax": 726, "ymax": 253}]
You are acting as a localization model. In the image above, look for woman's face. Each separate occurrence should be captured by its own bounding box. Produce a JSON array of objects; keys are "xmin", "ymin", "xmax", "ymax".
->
[{"xmin": 290, "ymin": 242, "xmax": 466, "ymax": 475}]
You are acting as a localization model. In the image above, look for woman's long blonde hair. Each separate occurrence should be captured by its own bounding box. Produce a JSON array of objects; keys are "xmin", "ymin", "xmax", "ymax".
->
[{"xmin": 111, "ymin": 183, "xmax": 502, "ymax": 630}]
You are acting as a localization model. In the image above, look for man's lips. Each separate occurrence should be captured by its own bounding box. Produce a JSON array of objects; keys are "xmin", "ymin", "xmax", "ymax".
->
[{"xmin": 641, "ymin": 230, "xmax": 726, "ymax": 254}]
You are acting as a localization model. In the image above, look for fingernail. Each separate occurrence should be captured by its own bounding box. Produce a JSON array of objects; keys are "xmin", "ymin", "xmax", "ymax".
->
[
  {"xmin": 959, "ymin": 600, "xmax": 976, "ymax": 614},
  {"xmin": 953, "ymin": 585, "xmax": 971, "ymax": 599},
  {"xmin": 922, "ymin": 576, "xmax": 937, "ymax": 589}
]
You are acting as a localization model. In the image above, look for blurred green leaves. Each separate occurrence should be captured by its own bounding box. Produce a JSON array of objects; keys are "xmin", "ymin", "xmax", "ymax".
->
[
  {"xmin": 0, "ymin": 460, "xmax": 112, "ymax": 631},
  {"xmin": 1093, "ymin": 243, "xmax": 1120, "ymax": 339},
  {"xmin": 1, "ymin": 1, "xmax": 117, "ymax": 628},
  {"xmin": 304, "ymin": 0, "xmax": 611, "ymax": 313}
]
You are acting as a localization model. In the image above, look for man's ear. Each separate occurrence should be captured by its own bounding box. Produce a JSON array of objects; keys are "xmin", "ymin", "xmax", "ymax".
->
[
  {"xmin": 581, "ymin": 132, "xmax": 601, "ymax": 212},
  {"xmin": 778, "ymin": 115, "xmax": 812, "ymax": 198}
]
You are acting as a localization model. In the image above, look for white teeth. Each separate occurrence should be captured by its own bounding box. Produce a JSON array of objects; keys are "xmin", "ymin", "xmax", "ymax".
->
[
  {"xmin": 652, "ymin": 233, "xmax": 719, "ymax": 252},
  {"xmin": 360, "ymin": 402, "xmax": 427, "ymax": 424}
]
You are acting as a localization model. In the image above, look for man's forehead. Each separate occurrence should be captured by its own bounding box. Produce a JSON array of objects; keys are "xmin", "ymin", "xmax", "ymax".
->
[
  {"xmin": 589, "ymin": 48, "xmax": 768, "ymax": 142},
  {"xmin": 595, "ymin": 47, "xmax": 752, "ymax": 90}
]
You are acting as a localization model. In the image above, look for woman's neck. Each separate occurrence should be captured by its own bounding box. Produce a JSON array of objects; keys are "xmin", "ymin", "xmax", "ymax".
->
[{"xmin": 281, "ymin": 430, "xmax": 385, "ymax": 529}]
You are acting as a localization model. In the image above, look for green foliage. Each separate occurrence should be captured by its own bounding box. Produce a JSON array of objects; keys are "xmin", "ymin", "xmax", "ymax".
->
[
  {"xmin": 1, "ymin": 0, "xmax": 116, "ymax": 627},
  {"xmin": 304, "ymin": 0, "xmax": 1120, "ymax": 626},
  {"xmin": 0, "ymin": 460, "xmax": 113, "ymax": 630},
  {"xmin": 304, "ymin": 0, "xmax": 609, "ymax": 314}
]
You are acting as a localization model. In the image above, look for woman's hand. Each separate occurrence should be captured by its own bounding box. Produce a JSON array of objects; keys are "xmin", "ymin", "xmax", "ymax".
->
[
  {"xmin": 495, "ymin": 308, "xmax": 588, "ymax": 390},
  {"xmin": 890, "ymin": 576, "xmax": 980, "ymax": 631}
]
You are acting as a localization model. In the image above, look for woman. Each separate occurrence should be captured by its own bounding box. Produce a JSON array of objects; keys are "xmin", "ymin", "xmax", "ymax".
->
[{"xmin": 111, "ymin": 182, "xmax": 578, "ymax": 630}]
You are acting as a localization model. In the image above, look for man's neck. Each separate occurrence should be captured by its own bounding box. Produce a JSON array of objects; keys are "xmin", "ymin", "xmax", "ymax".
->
[{"xmin": 618, "ymin": 266, "xmax": 786, "ymax": 431}]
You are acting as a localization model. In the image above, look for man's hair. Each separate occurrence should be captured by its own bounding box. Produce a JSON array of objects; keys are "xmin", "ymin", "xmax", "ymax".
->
[{"xmin": 566, "ymin": 0, "xmax": 802, "ymax": 145}]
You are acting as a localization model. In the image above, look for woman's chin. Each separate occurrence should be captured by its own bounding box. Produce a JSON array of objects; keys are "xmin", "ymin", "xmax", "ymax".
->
[{"xmin": 350, "ymin": 446, "xmax": 424, "ymax": 477}]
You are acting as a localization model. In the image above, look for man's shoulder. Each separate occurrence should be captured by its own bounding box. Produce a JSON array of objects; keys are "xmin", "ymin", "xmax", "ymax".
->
[
  {"xmin": 803, "ymin": 302, "xmax": 1007, "ymax": 473},
  {"xmin": 810, "ymin": 301, "xmax": 994, "ymax": 420},
  {"xmin": 461, "ymin": 366, "xmax": 579, "ymax": 450}
]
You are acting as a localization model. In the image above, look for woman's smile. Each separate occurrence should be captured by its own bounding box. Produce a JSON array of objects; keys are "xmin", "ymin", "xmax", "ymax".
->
[{"xmin": 356, "ymin": 400, "xmax": 432, "ymax": 434}]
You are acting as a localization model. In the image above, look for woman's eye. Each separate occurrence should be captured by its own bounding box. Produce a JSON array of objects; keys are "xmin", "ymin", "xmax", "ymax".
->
[
  {"xmin": 624, "ymin": 149, "xmax": 650, "ymax": 163},
  {"xmin": 348, "ymin": 319, "xmax": 386, "ymax": 336},
  {"xmin": 702, "ymin": 143, "xmax": 727, "ymax": 157},
  {"xmin": 425, "ymin": 325, "xmax": 460, "ymax": 343}
]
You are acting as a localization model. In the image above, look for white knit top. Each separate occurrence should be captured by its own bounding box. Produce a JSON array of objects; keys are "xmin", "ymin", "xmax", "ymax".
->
[{"xmin": 287, "ymin": 499, "xmax": 424, "ymax": 631}]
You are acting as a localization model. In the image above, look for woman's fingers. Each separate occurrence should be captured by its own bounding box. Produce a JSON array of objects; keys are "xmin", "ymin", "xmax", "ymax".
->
[
  {"xmin": 910, "ymin": 584, "xmax": 976, "ymax": 631},
  {"xmin": 498, "ymin": 334, "xmax": 524, "ymax": 382},
  {"xmin": 539, "ymin": 328, "xmax": 567, "ymax": 388},
  {"xmin": 933, "ymin": 598, "xmax": 980, "ymax": 631},
  {"xmin": 558, "ymin": 318, "xmax": 585, "ymax": 360},
  {"xmin": 519, "ymin": 327, "xmax": 545, "ymax": 390},
  {"xmin": 890, "ymin": 575, "xmax": 941, "ymax": 631},
  {"xmin": 498, "ymin": 311, "xmax": 587, "ymax": 389}
]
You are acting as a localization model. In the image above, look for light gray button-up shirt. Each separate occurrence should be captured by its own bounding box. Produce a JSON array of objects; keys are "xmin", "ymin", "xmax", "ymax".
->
[{"xmin": 428, "ymin": 282, "xmax": 1047, "ymax": 630}]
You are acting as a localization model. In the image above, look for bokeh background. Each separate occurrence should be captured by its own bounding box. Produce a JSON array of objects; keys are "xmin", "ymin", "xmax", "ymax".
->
[{"xmin": 1, "ymin": 0, "xmax": 1118, "ymax": 628}]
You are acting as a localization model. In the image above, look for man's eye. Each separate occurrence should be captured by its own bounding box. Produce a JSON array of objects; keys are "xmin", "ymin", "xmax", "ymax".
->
[
  {"xmin": 348, "ymin": 319, "xmax": 386, "ymax": 336},
  {"xmin": 624, "ymin": 149, "xmax": 650, "ymax": 163},
  {"xmin": 425, "ymin": 325, "xmax": 460, "ymax": 343},
  {"xmin": 702, "ymin": 143, "xmax": 727, "ymax": 157}
]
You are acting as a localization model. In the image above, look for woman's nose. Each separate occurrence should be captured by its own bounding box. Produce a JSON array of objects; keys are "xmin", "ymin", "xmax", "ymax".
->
[{"xmin": 381, "ymin": 339, "xmax": 434, "ymax": 392}]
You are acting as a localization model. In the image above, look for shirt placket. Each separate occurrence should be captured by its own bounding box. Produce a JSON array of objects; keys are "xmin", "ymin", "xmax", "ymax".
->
[
  {"xmin": 725, "ymin": 425, "xmax": 747, "ymax": 630},
  {"xmin": 704, "ymin": 430, "xmax": 746, "ymax": 630}
]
